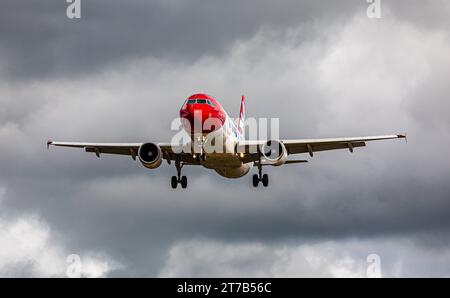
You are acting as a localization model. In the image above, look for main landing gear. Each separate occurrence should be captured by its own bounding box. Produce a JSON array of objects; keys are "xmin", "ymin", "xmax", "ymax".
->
[
  {"xmin": 253, "ymin": 162, "xmax": 269, "ymax": 187},
  {"xmin": 171, "ymin": 157, "xmax": 187, "ymax": 189}
]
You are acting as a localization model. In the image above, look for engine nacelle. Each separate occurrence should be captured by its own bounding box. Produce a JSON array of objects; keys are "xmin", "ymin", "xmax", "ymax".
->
[
  {"xmin": 260, "ymin": 140, "xmax": 288, "ymax": 166},
  {"xmin": 138, "ymin": 142, "xmax": 163, "ymax": 169}
]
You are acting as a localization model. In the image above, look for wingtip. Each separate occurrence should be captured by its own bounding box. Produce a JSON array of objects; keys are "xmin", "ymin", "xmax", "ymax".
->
[
  {"xmin": 47, "ymin": 139, "xmax": 53, "ymax": 149},
  {"xmin": 397, "ymin": 133, "xmax": 407, "ymax": 143}
]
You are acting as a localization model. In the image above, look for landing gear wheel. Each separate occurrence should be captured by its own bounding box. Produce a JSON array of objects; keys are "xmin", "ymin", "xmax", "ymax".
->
[
  {"xmin": 252, "ymin": 174, "xmax": 259, "ymax": 187},
  {"xmin": 171, "ymin": 176, "xmax": 178, "ymax": 189},
  {"xmin": 180, "ymin": 176, "xmax": 187, "ymax": 189},
  {"xmin": 253, "ymin": 161, "xmax": 269, "ymax": 187},
  {"xmin": 172, "ymin": 156, "xmax": 188, "ymax": 189},
  {"xmin": 262, "ymin": 174, "xmax": 269, "ymax": 187}
]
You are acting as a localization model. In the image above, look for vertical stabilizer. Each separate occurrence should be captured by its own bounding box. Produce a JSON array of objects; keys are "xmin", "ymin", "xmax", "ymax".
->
[{"xmin": 238, "ymin": 95, "xmax": 245, "ymax": 137}]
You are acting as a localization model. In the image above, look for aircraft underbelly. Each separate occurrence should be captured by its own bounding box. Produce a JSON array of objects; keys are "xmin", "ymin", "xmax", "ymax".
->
[
  {"xmin": 213, "ymin": 163, "xmax": 252, "ymax": 178},
  {"xmin": 202, "ymin": 153, "xmax": 241, "ymax": 167},
  {"xmin": 201, "ymin": 153, "xmax": 252, "ymax": 178},
  {"xmin": 195, "ymin": 116, "xmax": 252, "ymax": 178}
]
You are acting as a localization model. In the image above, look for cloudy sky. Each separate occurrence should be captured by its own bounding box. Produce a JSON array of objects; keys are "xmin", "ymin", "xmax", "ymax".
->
[{"xmin": 1, "ymin": 0, "xmax": 450, "ymax": 277}]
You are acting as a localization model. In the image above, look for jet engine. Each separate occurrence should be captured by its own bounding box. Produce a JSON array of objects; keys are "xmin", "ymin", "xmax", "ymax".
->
[
  {"xmin": 260, "ymin": 140, "xmax": 288, "ymax": 166},
  {"xmin": 138, "ymin": 142, "xmax": 163, "ymax": 169}
]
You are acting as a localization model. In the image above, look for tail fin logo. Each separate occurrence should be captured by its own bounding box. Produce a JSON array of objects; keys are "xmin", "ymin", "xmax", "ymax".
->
[{"xmin": 238, "ymin": 95, "xmax": 245, "ymax": 136}]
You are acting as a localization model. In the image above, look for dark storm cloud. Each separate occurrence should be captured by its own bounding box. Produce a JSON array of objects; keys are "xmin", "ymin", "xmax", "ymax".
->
[
  {"xmin": 1, "ymin": 0, "xmax": 450, "ymax": 277},
  {"xmin": 0, "ymin": 0, "xmax": 363, "ymax": 79}
]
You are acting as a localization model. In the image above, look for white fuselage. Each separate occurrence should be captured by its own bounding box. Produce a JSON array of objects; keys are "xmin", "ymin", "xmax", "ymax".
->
[{"xmin": 189, "ymin": 113, "xmax": 252, "ymax": 178}]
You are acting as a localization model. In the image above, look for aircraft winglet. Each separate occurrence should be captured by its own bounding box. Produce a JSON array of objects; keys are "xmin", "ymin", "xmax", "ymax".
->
[{"xmin": 397, "ymin": 133, "xmax": 408, "ymax": 143}]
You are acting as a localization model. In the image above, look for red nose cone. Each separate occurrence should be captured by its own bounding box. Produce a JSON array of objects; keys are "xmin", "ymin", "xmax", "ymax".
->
[{"xmin": 180, "ymin": 104, "xmax": 225, "ymax": 134}]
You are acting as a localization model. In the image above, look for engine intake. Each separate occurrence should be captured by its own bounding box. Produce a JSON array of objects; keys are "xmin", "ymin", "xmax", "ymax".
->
[
  {"xmin": 138, "ymin": 142, "xmax": 162, "ymax": 169},
  {"xmin": 260, "ymin": 140, "xmax": 287, "ymax": 166}
]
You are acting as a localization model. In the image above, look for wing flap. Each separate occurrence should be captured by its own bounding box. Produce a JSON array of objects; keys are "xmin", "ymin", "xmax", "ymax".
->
[
  {"xmin": 286, "ymin": 141, "xmax": 366, "ymax": 155},
  {"xmin": 237, "ymin": 134, "xmax": 405, "ymax": 158},
  {"xmin": 48, "ymin": 140, "xmax": 195, "ymax": 163},
  {"xmin": 85, "ymin": 147, "xmax": 138, "ymax": 157}
]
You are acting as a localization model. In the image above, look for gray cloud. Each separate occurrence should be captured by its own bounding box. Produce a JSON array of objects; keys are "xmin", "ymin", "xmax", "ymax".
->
[
  {"xmin": 0, "ymin": 0, "xmax": 363, "ymax": 79},
  {"xmin": 158, "ymin": 237, "xmax": 450, "ymax": 277},
  {"xmin": 1, "ymin": 0, "xmax": 450, "ymax": 277}
]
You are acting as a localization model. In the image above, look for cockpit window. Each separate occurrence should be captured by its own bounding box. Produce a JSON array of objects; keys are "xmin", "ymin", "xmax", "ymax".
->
[
  {"xmin": 207, "ymin": 100, "xmax": 216, "ymax": 107},
  {"xmin": 185, "ymin": 99, "xmax": 217, "ymax": 108}
]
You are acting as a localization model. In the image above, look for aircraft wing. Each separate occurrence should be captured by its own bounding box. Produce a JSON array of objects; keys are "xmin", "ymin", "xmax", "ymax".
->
[
  {"xmin": 237, "ymin": 134, "xmax": 406, "ymax": 162},
  {"xmin": 47, "ymin": 141, "xmax": 198, "ymax": 164},
  {"xmin": 281, "ymin": 134, "xmax": 406, "ymax": 156}
]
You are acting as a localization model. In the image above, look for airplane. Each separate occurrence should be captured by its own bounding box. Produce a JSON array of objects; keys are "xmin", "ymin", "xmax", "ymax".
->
[{"xmin": 47, "ymin": 93, "xmax": 406, "ymax": 189}]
